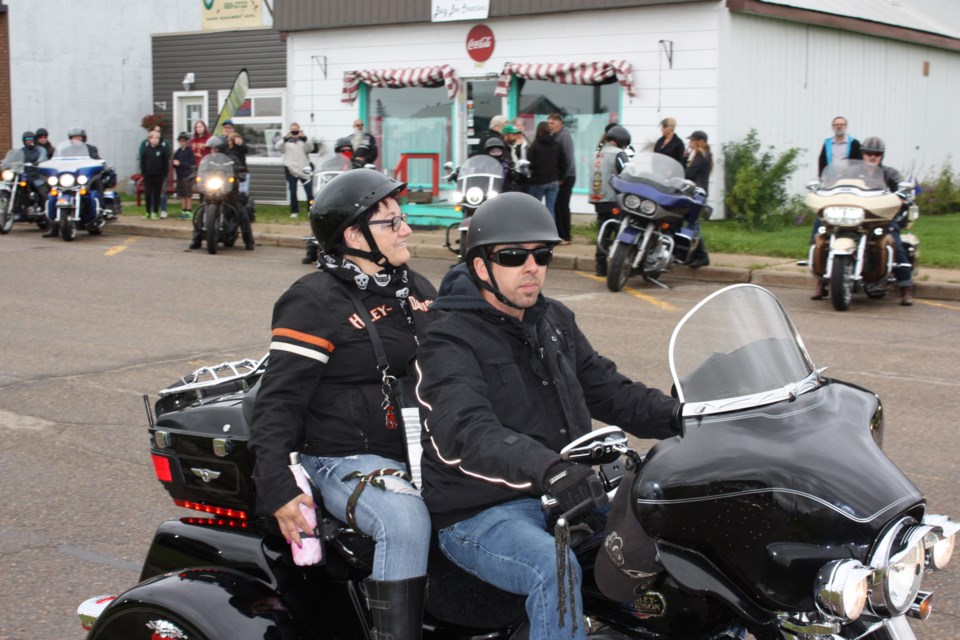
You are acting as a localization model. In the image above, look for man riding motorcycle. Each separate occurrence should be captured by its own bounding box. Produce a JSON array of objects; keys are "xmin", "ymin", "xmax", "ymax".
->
[{"xmin": 20, "ymin": 131, "xmax": 50, "ymax": 201}]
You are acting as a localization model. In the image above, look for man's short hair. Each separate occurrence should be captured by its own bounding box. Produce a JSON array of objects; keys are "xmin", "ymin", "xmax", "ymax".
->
[{"xmin": 548, "ymin": 112, "xmax": 564, "ymax": 123}]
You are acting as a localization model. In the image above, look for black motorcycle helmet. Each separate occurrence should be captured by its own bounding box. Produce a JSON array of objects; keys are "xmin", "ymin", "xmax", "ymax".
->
[
  {"xmin": 36, "ymin": 128, "xmax": 49, "ymax": 138},
  {"xmin": 333, "ymin": 136, "xmax": 354, "ymax": 154},
  {"xmin": 309, "ymin": 168, "xmax": 406, "ymax": 267},
  {"xmin": 483, "ymin": 137, "xmax": 507, "ymax": 158},
  {"xmin": 205, "ymin": 135, "xmax": 227, "ymax": 152},
  {"xmin": 465, "ymin": 192, "xmax": 560, "ymax": 309},
  {"xmin": 604, "ymin": 125, "xmax": 631, "ymax": 149},
  {"xmin": 861, "ymin": 136, "xmax": 885, "ymax": 155},
  {"xmin": 22, "ymin": 131, "xmax": 36, "ymax": 145}
]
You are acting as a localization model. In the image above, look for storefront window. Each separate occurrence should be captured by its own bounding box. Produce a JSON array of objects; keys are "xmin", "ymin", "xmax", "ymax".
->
[
  {"xmin": 217, "ymin": 89, "xmax": 286, "ymax": 159},
  {"xmin": 515, "ymin": 80, "xmax": 620, "ymax": 192},
  {"xmin": 368, "ymin": 86, "xmax": 452, "ymax": 189}
]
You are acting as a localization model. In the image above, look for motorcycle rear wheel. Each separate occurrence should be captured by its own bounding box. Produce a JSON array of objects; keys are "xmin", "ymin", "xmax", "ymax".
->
[
  {"xmin": 0, "ymin": 194, "xmax": 12, "ymax": 234},
  {"xmin": 607, "ymin": 244, "xmax": 637, "ymax": 292},
  {"xmin": 830, "ymin": 255, "xmax": 853, "ymax": 311},
  {"xmin": 205, "ymin": 204, "xmax": 219, "ymax": 255}
]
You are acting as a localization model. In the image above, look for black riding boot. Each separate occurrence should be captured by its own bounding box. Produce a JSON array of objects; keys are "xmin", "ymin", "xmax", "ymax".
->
[
  {"xmin": 687, "ymin": 239, "xmax": 710, "ymax": 269},
  {"xmin": 189, "ymin": 229, "xmax": 202, "ymax": 250},
  {"xmin": 364, "ymin": 576, "xmax": 427, "ymax": 640},
  {"xmin": 42, "ymin": 222, "xmax": 59, "ymax": 238},
  {"xmin": 302, "ymin": 241, "xmax": 319, "ymax": 265}
]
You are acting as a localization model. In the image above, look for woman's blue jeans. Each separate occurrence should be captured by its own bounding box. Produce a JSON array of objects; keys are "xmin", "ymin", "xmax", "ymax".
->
[
  {"xmin": 527, "ymin": 182, "xmax": 560, "ymax": 219},
  {"xmin": 437, "ymin": 498, "xmax": 586, "ymax": 640},
  {"xmin": 302, "ymin": 453, "xmax": 430, "ymax": 581}
]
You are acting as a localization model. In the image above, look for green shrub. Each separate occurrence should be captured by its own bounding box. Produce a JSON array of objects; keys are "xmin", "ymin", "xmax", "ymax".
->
[
  {"xmin": 721, "ymin": 130, "xmax": 803, "ymax": 230},
  {"xmin": 916, "ymin": 161, "xmax": 960, "ymax": 216}
]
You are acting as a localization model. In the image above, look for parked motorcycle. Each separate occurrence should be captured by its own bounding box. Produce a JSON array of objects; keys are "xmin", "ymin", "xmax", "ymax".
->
[
  {"xmin": 191, "ymin": 150, "xmax": 255, "ymax": 254},
  {"xmin": 805, "ymin": 159, "xmax": 919, "ymax": 311},
  {"xmin": 0, "ymin": 148, "xmax": 50, "ymax": 234},
  {"xmin": 599, "ymin": 152, "xmax": 710, "ymax": 292},
  {"xmin": 443, "ymin": 154, "xmax": 508, "ymax": 259},
  {"xmin": 77, "ymin": 284, "xmax": 956, "ymax": 639},
  {"xmin": 37, "ymin": 142, "xmax": 120, "ymax": 241}
]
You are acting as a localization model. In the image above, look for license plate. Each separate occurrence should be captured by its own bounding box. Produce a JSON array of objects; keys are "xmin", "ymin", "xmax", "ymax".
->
[{"xmin": 617, "ymin": 226, "xmax": 641, "ymax": 244}]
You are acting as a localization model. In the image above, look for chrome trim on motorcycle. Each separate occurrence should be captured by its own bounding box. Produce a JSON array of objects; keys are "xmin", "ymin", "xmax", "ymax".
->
[
  {"xmin": 158, "ymin": 355, "xmax": 268, "ymax": 397},
  {"xmin": 682, "ymin": 370, "xmax": 821, "ymax": 417},
  {"xmin": 868, "ymin": 517, "xmax": 931, "ymax": 616},
  {"xmin": 815, "ymin": 559, "xmax": 874, "ymax": 621}
]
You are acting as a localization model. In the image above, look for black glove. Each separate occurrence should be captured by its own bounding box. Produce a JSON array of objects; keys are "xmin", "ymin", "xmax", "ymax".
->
[{"xmin": 542, "ymin": 462, "xmax": 607, "ymax": 513}]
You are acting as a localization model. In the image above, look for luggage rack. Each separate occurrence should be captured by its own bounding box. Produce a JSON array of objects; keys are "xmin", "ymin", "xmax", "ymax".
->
[{"xmin": 153, "ymin": 355, "xmax": 268, "ymax": 416}]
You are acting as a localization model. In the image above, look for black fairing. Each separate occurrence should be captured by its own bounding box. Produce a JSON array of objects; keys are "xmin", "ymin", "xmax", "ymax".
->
[{"xmin": 635, "ymin": 380, "xmax": 924, "ymax": 611}]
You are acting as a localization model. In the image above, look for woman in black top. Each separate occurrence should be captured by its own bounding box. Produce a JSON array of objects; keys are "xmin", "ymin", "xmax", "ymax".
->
[
  {"xmin": 654, "ymin": 117, "xmax": 685, "ymax": 163},
  {"xmin": 139, "ymin": 130, "xmax": 170, "ymax": 220},
  {"xmin": 525, "ymin": 121, "xmax": 566, "ymax": 218},
  {"xmin": 249, "ymin": 170, "xmax": 437, "ymax": 639}
]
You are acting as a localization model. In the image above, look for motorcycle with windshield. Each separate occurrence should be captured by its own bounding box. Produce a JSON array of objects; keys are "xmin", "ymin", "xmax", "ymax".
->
[
  {"xmin": 0, "ymin": 148, "xmax": 50, "ymax": 234},
  {"xmin": 443, "ymin": 154, "xmax": 512, "ymax": 260},
  {"xmin": 77, "ymin": 284, "xmax": 956, "ymax": 640},
  {"xmin": 805, "ymin": 159, "xmax": 919, "ymax": 311},
  {"xmin": 37, "ymin": 142, "xmax": 120, "ymax": 241},
  {"xmin": 599, "ymin": 152, "xmax": 710, "ymax": 292},
  {"xmin": 191, "ymin": 148, "xmax": 255, "ymax": 254}
]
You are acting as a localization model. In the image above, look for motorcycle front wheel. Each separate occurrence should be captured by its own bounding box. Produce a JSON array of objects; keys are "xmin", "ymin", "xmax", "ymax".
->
[
  {"xmin": 205, "ymin": 204, "xmax": 220, "ymax": 255},
  {"xmin": 60, "ymin": 213, "xmax": 77, "ymax": 241},
  {"xmin": 607, "ymin": 244, "xmax": 637, "ymax": 292},
  {"xmin": 0, "ymin": 193, "xmax": 12, "ymax": 234},
  {"xmin": 830, "ymin": 255, "xmax": 854, "ymax": 311}
]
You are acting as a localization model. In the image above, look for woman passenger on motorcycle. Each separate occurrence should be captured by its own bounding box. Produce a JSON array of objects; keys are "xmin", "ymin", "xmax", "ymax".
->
[{"xmin": 249, "ymin": 169, "xmax": 437, "ymax": 640}]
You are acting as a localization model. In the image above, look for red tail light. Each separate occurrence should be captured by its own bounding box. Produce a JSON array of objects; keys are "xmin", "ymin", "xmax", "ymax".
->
[
  {"xmin": 151, "ymin": 453, "xmax": 173, "ymax": 482},
  {"xmin": 174, "ymin": 499, "xmax": 248, "ymax": 521}
]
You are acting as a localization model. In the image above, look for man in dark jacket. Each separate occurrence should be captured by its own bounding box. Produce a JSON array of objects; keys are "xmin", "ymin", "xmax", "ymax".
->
[{"xmin": 416, "ymin": 192, "xmax": 679, "ymax": 639}]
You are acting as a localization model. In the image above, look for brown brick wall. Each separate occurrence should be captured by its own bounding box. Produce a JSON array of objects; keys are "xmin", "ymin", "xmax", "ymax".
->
[{"xmin": 0, "ymin": 6, "xmax": 11, "ymax": 155}]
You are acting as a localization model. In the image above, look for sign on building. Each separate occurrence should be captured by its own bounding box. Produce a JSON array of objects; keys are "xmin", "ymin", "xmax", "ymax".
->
[{"xmin": 202, "ymin": 0, "xmax": 263, "ymax": 30}]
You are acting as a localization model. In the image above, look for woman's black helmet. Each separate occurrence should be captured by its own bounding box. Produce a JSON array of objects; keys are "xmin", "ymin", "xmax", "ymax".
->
[
  {"xmin": 861, "ymin": 137, "xmax": 885, "ymax": 155},
  {"xmin": 484, "ymin": 137, "xmax": 507, "ymax": 156},
  {"xmin": 334, "ymin": 136, "xmax": 354, "ymax": 154},
  {"xmin": 310, "ymin": 168, "xmax": 406, "ymax": 258},
  {"xmin": 36, "ymin": 128, "xmax": 49, "ymax": 137},
  {"xmin": 604, "ymin": 125, "xmax": 631, "ymax": 148}
]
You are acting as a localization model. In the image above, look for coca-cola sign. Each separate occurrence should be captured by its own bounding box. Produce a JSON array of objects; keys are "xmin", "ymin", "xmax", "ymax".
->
[{"xmin": 466, "ymin": 24, "xmax": 495, "ymax": 62}]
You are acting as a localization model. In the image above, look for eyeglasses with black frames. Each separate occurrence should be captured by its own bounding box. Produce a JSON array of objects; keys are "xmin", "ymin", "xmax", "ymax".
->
[
  {"xmin": 487, "ymin": 247, "xmax": 554, "ymax": 267},
  {"xmin": 367, "ymin": 212, "xmax": 408, "ymax": 233}
]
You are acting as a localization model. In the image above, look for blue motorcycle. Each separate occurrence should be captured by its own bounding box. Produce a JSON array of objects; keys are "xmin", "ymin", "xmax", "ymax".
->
[
  {"xmin": 598, "ymin": 152, "xmax": 711, "ymax": 291},
  {"xmin": 38, "ymin": 142, "xmax": 121, "ymax": 241}
]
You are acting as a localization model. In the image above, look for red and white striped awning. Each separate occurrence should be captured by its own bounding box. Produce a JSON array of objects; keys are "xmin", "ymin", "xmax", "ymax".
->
[
  {"xmin": 495, "ymin": 61, "xmax": 636, "ymax": 98},
  {"xmin": 341, "ymin": 65, "xmax": 459, "ymax": 104}
]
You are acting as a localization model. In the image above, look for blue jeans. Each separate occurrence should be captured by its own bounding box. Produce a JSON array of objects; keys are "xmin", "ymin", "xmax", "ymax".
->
[
  {"xmin": 438, "ymin": 498, "xmax": 586, "ymax": 640},
  {"xmin": 527, "ymin": 182, "xmax": 560, "ymax": 219},
  {"xmin": 301, "ymin": 453, "xmax": 430, "ymax": 581},
  {"xmin": 284, "ymin": 167, "xmax": 314, "ymax": 214},
  {"xmin": 888, "ymin": 221, "xmax": 913, "ymax": 287}
]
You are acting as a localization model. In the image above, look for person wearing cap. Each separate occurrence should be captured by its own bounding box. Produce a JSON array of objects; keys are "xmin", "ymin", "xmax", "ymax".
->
[
  {"xmin": 501, "ymin": 123, "xmax": 528, "ymax": 166},
  {"xmin": 416, "ymin": 192, "xmax": 679, "ymax": 640},
  {"xmin": 654, "ymin": 117, "xmax": 684, "ymax": 163},
  {"xmin": 221, "ymin": 119, "xmax": 251, "ymax": 195},
  {"xmin": 683, "ymin": 130, "xmax": 712, "ymax": 268},
  {"xmin": 276, "ymin": 122, "xmax": 317, "ymax": 218},
  {"xmin": 249, "ymin": 169, "xmax": 437, "ymax": 640},
  {"xmin": 172, "ymin": 132, "xmax": 195, "ymax": 220}
]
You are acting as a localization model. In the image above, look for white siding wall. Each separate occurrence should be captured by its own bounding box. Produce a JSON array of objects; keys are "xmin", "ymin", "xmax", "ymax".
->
[
  {"xmin": 721, "ymin": 12, "xmax": 960, "ymax": 199},
  {"xmin": 286, "ymin": 4, "xmax": 723, "ymax": 212},
  {"xmin": 7, "ymin": 0, "xmax": 201, "ymax": 178}
]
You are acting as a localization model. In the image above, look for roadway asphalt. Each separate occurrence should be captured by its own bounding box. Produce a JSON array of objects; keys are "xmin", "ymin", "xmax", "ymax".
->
[{"xmin": 107, "ymin": 213, "xmax": 960, "ymax": 302}]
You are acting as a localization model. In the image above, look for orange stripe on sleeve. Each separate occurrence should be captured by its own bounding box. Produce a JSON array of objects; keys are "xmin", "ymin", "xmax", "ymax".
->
[{"xmin": 272, "ymin": 328, "xmax": 335, "ymax": 352}]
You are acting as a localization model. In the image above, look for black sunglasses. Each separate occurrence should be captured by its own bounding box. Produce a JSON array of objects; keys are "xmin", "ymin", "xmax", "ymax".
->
[
  {"xmin": 366, "ymin": 212, "xmax": 408, "ymax": 232},
  {"xmin": 488, "ymin": 247, "xmax": 554, "ymax": 267}
]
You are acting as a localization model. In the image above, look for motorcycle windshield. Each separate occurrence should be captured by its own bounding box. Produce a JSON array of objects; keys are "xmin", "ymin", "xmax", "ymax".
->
[
  {"xmin": 457, "ymin": 155, "xmax": 504, "ymax": 187},
  {"xmin": 198, "ymin": 152, "xmax": 235, "ymax": 178},
  {"xmin": 669, "ymin": 284, "xmax": 817, "ymax": 414},
  {"xmin": 819, "ymin": 159, "xmax": 888, "ymax": 191},
  {"xmin": 2, "ymin": 148, "xmax": 25, "ymax": 171},
  {"xmin": 619, "ymin": 152, "xmax": 688, "ymax": 191},
  {"xmin": 315, "ymin": 153, "xmax": 351, "ymax": 173},
  {"xmin": 54, "ymin": 141, "xmax": 93, "ymax": 159}
]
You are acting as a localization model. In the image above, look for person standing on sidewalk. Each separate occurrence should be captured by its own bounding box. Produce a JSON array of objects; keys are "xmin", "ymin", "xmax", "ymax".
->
[
  {"xmin": 654, "ymin": 117, "xmax": 685, "ymax": 164},
  {"xmin": 140, "ymin": 130, "xmax": 171, "ymax": 220},
  {"xmin": 172, "ymin": 133, "xmax": 195, "ymax": 220},
  {"xmin": 548, "ymin": 113, "xmax": 575, "ymax": 244},
  {"xmin": 276, "ymin": 122, "xmax": 316, "ymax": 219}
]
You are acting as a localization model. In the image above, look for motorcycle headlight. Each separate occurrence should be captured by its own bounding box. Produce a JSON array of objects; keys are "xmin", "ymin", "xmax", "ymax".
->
[
  {"xmin": 465, "ymin": 186, "xmax": 484, "ymax": 206},
  {"xmin": 450, "ymin": 190, "xmax": 464, "ymax": 204},
  {"xmin": 59, "ymin": 174, "xmax": 76, "ymax": 188},
  {"xmin": 640, "ymin": 199, "xmax": 657, "ymax": 215},
  {"xmin": 815, "ymin": 559, "xmax": 872, "ymax": 621},
  {"xmin": 922, "ymin": 514, "xmax": 959, "ymax": 570},
  {"xmin": 77, "ymin": 174, "xmax": 89, "ymax": 186},
  {"xmin": 48, "ymin": 176, "xmax": 59, "ymax": 186},
  {"xmin": 205, "ymin": 177, "xmax": 224, "ymax": 191},
  {"xmin": 623, "ymin": 194, "xmax": 642, "ymax": 210},
  {"xmin": 869, "ymin": 521, "xmax": 929, "ymax": 616},
  {"xmin": 1, "ymin": 169, "xmax": 13, "ymax": 182},
  {"xmin": 823, "ymin": 206, "xmax": 864, "ymax": 226}
]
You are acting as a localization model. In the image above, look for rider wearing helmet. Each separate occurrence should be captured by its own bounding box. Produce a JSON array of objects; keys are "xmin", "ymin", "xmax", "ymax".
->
[
  {"xmin": 62, "ymin": 127, "xmax": 100, "ymax": 159},
  {"xmin": 249, "ymin": 168, "xmax": 436, "ymax": 640},
  {"xmin": 19, "ymin": 131, "xmax": 50, "ymax": 202},
  {"xmin": 590, "ymin": 125, "xmax": 632, "ymax": 276},
  {"xmin": 34, "ymin": 128, "xmax": 55, "ymax": 159},
  {"xmin": 416, "ymin": 191, "xmax": 679, "ymax": 639},
  {"xmin": 862, "ymin": 137, "xmax": 915, "ymax": 305},
  {"xmin": 483, "ymin": 136, "xmax": 525, "ymax": 193}
]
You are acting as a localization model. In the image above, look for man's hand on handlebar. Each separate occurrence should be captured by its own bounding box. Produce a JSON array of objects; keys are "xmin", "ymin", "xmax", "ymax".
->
[{"xmin": 541, "ymin": 462, "xmax": 609, "ymax": 515}]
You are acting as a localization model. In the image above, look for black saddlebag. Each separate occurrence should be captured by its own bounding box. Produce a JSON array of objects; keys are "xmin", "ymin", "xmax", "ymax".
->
[{"xmin": 148, "ymin": 357, "xmax": 266, "ymax": 516}]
